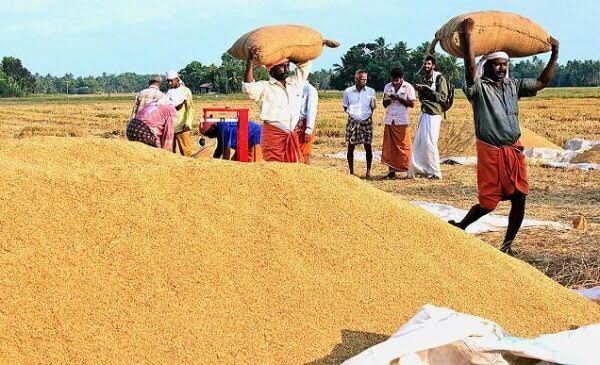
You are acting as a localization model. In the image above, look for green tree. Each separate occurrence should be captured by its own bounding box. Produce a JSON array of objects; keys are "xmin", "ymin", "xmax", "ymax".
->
[
  {"xmin": 0, "ymin": 69, "xmax": 23, "ymax": 97},
  {"xmin": 1, "ymin": 56, "xmax": 35, "ymax": 94},
  {"xmin": 179, "ymin": 61, "xmax": 207, "ymax": 93},
  {"xmin": 309, "ymin": 69, "xmax": 334, "ymax": 89}
]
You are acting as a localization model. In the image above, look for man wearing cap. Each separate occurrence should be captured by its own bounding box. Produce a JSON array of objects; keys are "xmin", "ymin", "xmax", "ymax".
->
[
  {"xmin": 130, "ymin": 75, "xmax": 164, "ymax": 119},
  {"xmin": 295, "ymin": 81, "xmax": 318, "ymax": 164},
  {"xmin": 158, "ymin": 70, "xmax": 195, "ymax": 156},
  {"xmin": 242, "ymin": 46, "xmax": 311, "ymax": 163},
  {"xmin": 200, "ymin": 120, "xmax": 263, "ymax": 162},
  {"xmin": 448, "ymin": 18, "xmax": 560, "ymax": 255}
]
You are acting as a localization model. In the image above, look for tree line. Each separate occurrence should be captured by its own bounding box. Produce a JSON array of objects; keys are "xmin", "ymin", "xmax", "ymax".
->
[{"xmin": 1, "ymin": 37, "xmax": 599, "ymax": 97}]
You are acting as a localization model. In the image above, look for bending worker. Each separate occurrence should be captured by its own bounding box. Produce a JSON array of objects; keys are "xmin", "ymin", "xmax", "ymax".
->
[
  {"xmin": 449, "ymin": 18, "xmax": 559, "ymax": 256},
  {"xmin": 200, "ymin": 120, "xmax": 263, "ymax": 162},
  {"xmin": 126, "ymin": 103, "xmax": 176, "ymax": 152}
]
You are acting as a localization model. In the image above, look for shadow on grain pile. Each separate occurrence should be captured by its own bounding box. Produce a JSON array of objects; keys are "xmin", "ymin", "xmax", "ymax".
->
[{"xmin": 0, "ymin": 137, "xmax": 598, "ymax": 364}]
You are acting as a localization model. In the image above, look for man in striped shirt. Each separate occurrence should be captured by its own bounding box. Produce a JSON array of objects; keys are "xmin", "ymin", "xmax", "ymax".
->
[{"xmin": 130, "ymin": 75, "xmax": 164, "ymax": 119}]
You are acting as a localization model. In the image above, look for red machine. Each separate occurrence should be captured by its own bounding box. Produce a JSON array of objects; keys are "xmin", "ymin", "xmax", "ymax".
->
[{"xmin": 201, "ymin": 107, "xmax": 249, "ymax": 162}]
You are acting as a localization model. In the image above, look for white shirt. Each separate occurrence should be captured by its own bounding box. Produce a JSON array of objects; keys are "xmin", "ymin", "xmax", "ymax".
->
[
  {"xmin": 242, "ymin": 61, "xmax": 312, "ymax": 132},
  {"xmin": 383, "ymin": 81, "xmax": 416, "ymax": 125},
  {"xmin": 300, "ymin": 82, "xmax": 318, "ymax": 135},
  {"xmin": 158, "ymin": 81, "xmax": 191, "ymax": 107},
  {"xmin": 343, "ymin": 85, "xmax": 376, "ymax": 121}
]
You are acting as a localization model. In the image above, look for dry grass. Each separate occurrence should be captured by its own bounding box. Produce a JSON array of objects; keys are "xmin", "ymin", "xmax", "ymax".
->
[{"xmin": 0, "ymin": 91, "xmax": 598, "ymax": 289}]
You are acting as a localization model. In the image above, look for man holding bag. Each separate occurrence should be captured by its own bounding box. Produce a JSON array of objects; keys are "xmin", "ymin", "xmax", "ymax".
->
[{"xmin": 449, "ymin": 18, "xmax": 559, "ymax": 255}]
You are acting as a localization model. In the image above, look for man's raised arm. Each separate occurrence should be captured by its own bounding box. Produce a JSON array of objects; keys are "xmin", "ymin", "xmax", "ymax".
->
[
  {"xmin": 244, "ymin": 47, "xmax": 259, "ymax": 83},
  {"xmin": 536, "ymin": 37, "xmax": 560, "ymax": 91},
  {"xmin": 460, "ymin": 18, "xmax": 477, "ymax": 86}
]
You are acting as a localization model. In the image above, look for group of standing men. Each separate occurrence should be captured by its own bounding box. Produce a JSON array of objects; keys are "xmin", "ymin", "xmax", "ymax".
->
[{"xmin": 342, "ymin": 55, "xmax": 447, "ymax": 180}]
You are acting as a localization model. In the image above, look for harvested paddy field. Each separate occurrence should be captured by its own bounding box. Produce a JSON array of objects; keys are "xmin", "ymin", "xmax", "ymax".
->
[{"xmin": 0, "ymin": 137, "xmax": 598, "ymax": 364}]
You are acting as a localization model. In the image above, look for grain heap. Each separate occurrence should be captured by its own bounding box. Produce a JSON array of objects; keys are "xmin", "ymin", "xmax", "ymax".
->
[
  {"xmin": 571, "ymin": 144, "xmax": 600, "ymax": 163},
  {"xmin": 1, "ymin": 137, "xmax": 598, "ymax": 364},
  {"xmin": 519, "ymin": 126, "xmax": 562, "ymax": 149},
  {"xmin": 440, "ymin": 125, "xmax": 561, "ymax": 157}
]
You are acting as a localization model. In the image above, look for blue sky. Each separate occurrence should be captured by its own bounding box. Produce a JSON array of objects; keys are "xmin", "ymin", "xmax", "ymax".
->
[{"xmin": 2, "ymin": 0, "xmax": 598, "ymax": 76}]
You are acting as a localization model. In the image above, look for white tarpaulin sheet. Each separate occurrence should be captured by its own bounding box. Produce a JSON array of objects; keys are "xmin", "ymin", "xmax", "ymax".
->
[
  {"xmin": 440, "ymin": 156, "xmax": 478, "ymax": 165},
  {"xmin": 576, "ymin": 286, "xmax": 600, "ymax": 301},
  {"xmin": 326, "ymin": 152, "xmax": 479, "ymax": 167},
  {"xmin": 327, "ymin": 151, "xmax": 382, "ymax": 162},
  {"xmin": 343, "ymin": 305, "xmax": 600, "ymax": 365},
  {"xmin": 326, "ymin": 139, "xmax": 599, "ymax": 171},
  {"xmin": 564, "ymin": 138, "xmax": 600, "ymax": 151},
  {"xmin": 412, "ymin": 201, "xmax": 570, "ymax": 234},
  {"xmin": 524, "ymin": 147, "xmax": 600, "ymax": 171}
]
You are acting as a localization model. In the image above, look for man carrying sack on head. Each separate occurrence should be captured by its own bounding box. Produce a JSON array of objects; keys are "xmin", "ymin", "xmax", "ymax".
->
[
  {"xmin": 242, "ymin": 46, "xmax": 311, "ymax": 163},
  {"xmin": 449, "ymin": 18, "xmax": 560, "ymax": 256},
  {"xmin": 158, "ymin": 70, "xmax": 195, "ymax": 156}
]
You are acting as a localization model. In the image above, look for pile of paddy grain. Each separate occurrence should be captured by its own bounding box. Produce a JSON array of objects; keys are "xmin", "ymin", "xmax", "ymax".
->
[
  {"xmin": 1, "ymin": 137, "xmax": 598, "ymax": 364},
  {"xmin": 441, "ymin": 125, "xmax": 562, "ymax": 157},
  {"xmin": 571, "ymin": 144, "xmax": 600, "ymax": 164},
  {"xmin": 520, "ymin": 126, "xmax": 562, "ymax": 149}
]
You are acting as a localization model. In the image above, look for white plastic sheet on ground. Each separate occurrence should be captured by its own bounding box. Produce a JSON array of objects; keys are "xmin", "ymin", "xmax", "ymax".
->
[
  {"xmin": 440, "ymin": 156, "xmax": 478, "ymax": 165},
  {"xmin": 524, "ymin": 147, "xmax": 600, "ymax": 171},
  {"xmin": 412, "ymin": 201, "xmax": 570, "ymax": 234},
  {"xmin": 564, "ymin": 138, "xmax": 600, "ymax": 151},
  {"xmin": 326, "ymin": 139, "xmax": 599, "ymax": 170},
  {"xmin": 343, "ymin": 305, "xmax": 600, "ymax": 365},
  {"xmin": 575, "ymin": 286, "xmax": 600, "ymax": 301},
  {"xmin": 327, "ymin": 151, "xmax": 382, "ymax": 162}
]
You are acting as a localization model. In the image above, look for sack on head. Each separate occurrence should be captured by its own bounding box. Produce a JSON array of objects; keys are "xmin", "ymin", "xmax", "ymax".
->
[
  {"xmin": 228, "ymin": 25, "xmax": 339, "ymax": 67},
  {"xmin": 429, "ymin": 11, "xmax": 551, "ymax": 58}
]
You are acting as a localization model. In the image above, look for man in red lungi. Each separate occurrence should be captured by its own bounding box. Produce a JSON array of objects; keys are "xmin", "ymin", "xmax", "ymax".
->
[
  {"xmin": 242, "ymin": 46, "xmax": 311, "ymax": 163},
  {"xmin": 449, "ymin": 18, "xmax": 560, "ymax": 255}
]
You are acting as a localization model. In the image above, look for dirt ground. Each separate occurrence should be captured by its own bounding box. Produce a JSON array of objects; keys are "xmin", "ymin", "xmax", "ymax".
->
[{"xmin": 0, "ymin": 92, "xmax": 598, "ymax": 288}]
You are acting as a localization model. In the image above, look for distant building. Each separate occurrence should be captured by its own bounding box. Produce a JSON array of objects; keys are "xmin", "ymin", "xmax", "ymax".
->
[{"xmin": 199, "ymin": 83, "xmax": 214, "ymax": 94}]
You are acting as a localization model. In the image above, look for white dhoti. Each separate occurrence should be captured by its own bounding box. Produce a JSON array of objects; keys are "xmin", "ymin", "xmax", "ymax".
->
[{"xmin": 408, "ymin": 112, "xmax": 442, "ymax": 179}]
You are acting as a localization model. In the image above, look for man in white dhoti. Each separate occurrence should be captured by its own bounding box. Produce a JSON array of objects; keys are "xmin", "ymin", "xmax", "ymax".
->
[{"xmin": 409, "ymin": 55, "xmax": 448, "ymax": 180}]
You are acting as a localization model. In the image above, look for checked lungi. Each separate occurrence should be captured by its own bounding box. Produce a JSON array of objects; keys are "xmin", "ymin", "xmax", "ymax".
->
[
  {"xmin": 126, "ymin": 119, "xmax": 157, "ymax": 147},
  {"xmin": 345, "ymin": 116, "xmax": 373, "ymax": 145}
]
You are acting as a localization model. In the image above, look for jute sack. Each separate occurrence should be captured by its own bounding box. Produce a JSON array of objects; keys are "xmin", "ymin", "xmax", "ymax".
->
[
  {"xmin": 429, "ymin": 11, "xmax": 551, "ymax": 58},
  {"xmin": 228, "ymin": 25, "xmax": 339, "ymax": 66}
]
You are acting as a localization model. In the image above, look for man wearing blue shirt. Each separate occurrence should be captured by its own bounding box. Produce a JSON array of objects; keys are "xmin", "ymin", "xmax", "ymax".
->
[{"xmin": 200, "ymin": 121, "xmax": 263, "ymax": 162}]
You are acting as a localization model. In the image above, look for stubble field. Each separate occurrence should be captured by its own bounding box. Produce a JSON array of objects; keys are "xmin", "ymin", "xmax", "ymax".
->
[{"xmin": 0, "ymin": 88, "xmax": 598, "ymax": 288}]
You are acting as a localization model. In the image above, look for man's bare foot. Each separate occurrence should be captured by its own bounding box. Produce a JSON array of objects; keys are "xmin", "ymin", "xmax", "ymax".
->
[
  {"xmin": 448, "ymin": 220, "xmax": 464, "ymax": 230},
  {"xmin": 384, "ymin": 172, "xmax": 397, "ymax": 180}
]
